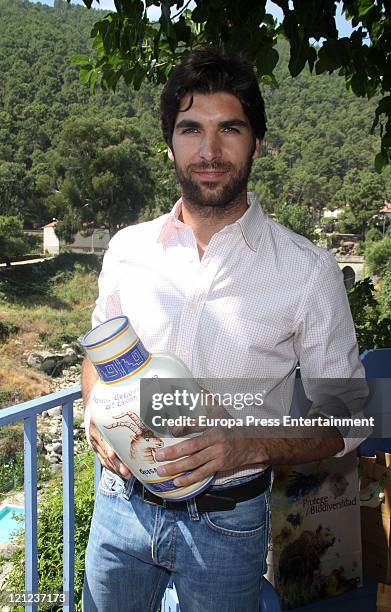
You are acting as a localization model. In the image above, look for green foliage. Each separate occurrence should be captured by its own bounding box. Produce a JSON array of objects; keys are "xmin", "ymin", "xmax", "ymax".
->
[
  {"xmin": 0, "ymin": 215, "xmax": 30, "ymax": 259},
  {"xmin": 365, "ymin": 227, "xmax": 383, "ymax": 243},
  {"xmin": 380, "ymin": 262, "xmax": 391, "ymax": 317},
  {"xmin": 0, "ymin": 426, "xmax": 50, "ymax": 501},
  {"xmin": 1, "ymin": 1, "xmax": 391, "ymax": 233},
  {"xmin": 275, "ymin": 201, "xmax": 317, "ymax": 242},
  {"xmin": 6, "ymin": 448, "xmax": 95, "ymax": 612},
  {"xmin": 347, "ymin": 278, "xmax": 391, "ymax": 353},
  {"xmin": 0, "ymin": 253, "xmax": 100, "ymax": 351},
  {"xmin": 53, "ymin": 116, "xmax": 155, "ymax": 237},
  {"xmin": 365, "ymin": 237, "xmax": 391, "ymax": 277},
  {"xmin": 335, "ymin": 208, "xmax": 360, "ymax": 234},
  {"xmin": 0, "ymin": 252, "xmax": 100, "ymax": 305},
  {"xmin": 333, "ymin": 168, "xmax": 386, "ymax": 234},
  {"xmin": 68, "ymin": 0, "xmax": 391, "ymax": 169},
  {"xmin": 0, "ymin": 319, "xmax": 19, "ymax": 341}
]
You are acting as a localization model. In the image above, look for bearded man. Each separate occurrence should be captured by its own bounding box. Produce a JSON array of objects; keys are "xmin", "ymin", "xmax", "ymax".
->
[{"xmin": 81, "ymin": 47, "xmax": 367, "ymax": 612}]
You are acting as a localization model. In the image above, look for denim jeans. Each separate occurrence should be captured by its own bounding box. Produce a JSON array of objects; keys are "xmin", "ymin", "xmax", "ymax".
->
[{"xmin": 83, "ymin": 468, "xmax": 271, "ymax": 612}]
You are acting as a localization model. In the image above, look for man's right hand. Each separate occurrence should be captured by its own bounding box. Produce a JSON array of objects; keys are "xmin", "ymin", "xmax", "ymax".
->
[{"xmin": 89, "ymin": 419, "xmax": 132, "ymax": 479}]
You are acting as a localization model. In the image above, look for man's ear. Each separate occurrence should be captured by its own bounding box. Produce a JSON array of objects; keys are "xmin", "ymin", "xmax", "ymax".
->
[
  {"xmin": 167, "ymin": 146, "xmax": 175, "ymax": 162},
  {"xmin": 252, "ymin": 138, "xmax": 261, "ymax": 160}
]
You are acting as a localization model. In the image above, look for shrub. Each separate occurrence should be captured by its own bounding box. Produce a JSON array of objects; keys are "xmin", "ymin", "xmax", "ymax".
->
[
  {"xmin": 6, "ymin": 447, "xmax": 95, "ymax": 612},
  {"xmin": 0, "ymin": 426, "xmax": 51, "ymax": 501},
  {"xmin": 380, "ymin": 262, "xmax": 391, "ymax": 318},
  {"xmin": 348, "ymin": 278, "xmax": 391, "ymax": 352},
  {"xmin": 365, "ymin": 237, "xmax": 391, "ymax": 277},
  {"xmin": 365, "ymin": 227, "xmax": 383, "ymax": 243},
  {"xmin": 0, "ymin": 320, "xmax": 19, "ymax": 341}
]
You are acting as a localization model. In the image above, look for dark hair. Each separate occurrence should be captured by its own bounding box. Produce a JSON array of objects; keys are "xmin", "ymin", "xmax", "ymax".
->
[{"xmin": 160, "ymin": 46, "xmax": 267, "ymax": 145}]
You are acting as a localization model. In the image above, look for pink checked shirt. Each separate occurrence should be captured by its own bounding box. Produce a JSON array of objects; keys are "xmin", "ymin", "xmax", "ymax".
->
[{"xmin": 92, "ymin": 192, "xmax": 367, "ymax": 484}]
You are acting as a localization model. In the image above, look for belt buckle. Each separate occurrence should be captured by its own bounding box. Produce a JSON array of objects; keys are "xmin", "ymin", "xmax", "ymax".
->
[{"xmin": 142, "ymin": 486, "xmax": 167, "ymax": 508}]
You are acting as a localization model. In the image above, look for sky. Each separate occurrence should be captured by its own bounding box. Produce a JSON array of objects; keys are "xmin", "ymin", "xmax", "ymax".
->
[{"xmin": 30, "ymin": 0, "xmax": 355, "ymax": 38}]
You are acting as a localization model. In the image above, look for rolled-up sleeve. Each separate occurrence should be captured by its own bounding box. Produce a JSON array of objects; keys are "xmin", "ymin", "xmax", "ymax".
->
[{"xmin": 293, "ymin": 254, "xmax": 369, "ymax": 456}]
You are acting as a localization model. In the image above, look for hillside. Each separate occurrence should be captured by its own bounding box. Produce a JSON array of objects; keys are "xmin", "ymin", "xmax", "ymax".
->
[
  {"xmin": 0, "ymin": 253, "xmax": 100, "ymax": 406},
  {"xmin": 0, "ymin": 0, "xmax": 390, "ymax": 235},
  {"xmin": 0, "ymin": 0, "xmax": 390, "ymax": 384}
]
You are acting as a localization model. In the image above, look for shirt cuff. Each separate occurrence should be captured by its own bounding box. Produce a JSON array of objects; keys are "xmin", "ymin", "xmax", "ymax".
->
[{"xmin": 333, "ymin": 436, "xmax": 369, "ymax": 457}]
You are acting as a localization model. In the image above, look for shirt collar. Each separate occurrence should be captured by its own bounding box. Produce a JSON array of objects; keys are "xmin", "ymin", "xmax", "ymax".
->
[
  {"xmin": 158, "ymin": 192, "xmax": 265, "ymax": 251},
  {"xmin": 235, "ymin": 192, "xmax": 266, "ymax": 251}
]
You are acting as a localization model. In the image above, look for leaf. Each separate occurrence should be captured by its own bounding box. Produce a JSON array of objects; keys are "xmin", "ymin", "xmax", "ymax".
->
[
  {"xmin": 261, "ymin": 73, "xmax": 278, "ymax": 87},
  {"xmin": 357, "ymin": 0, "xmax": 375, "ymax": 17},
  {"xmin": 70, "ymin": 54, "xmax": 90, "ymax": 65},
  {"xmin": 89, "ymin": 71, "xmax": 98, "ymax": 94},
  {"xmin": 256, "ymin": 46, "xmax": 279, "ymax": 76},
  {"xmin": 79, "ymin": 65, "xmax": 93, "ymax": 85},
  {"xmin": 374, "ymin": 150, "xmax": 388, "ymax": 173}
]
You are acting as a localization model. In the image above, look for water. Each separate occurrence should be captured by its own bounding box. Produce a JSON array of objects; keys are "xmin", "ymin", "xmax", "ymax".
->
[{"xmin": 0, "ymin": 505, "xmax": 25, "ymax": 543}]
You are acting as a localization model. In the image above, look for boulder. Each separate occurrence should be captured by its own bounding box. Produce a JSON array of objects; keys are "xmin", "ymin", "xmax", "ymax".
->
[{"xmin": 26, "ymin": 347, "xmax": 82, "ymax": 377}]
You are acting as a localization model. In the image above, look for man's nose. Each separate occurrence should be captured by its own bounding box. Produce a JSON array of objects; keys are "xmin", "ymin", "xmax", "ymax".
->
[{"xmin": 199, "ymin": 133, "xmax": 222, "ymax": 162}]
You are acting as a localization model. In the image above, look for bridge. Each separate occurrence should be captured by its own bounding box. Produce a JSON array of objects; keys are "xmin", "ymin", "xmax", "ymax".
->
[{"xmin": 335, "ymin": 255, "xmax": 365, "ymax": 290}]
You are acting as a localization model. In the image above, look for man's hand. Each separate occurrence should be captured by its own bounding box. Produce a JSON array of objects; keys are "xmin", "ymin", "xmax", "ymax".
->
[
  {"xmin": 155, "ymin": 427, "xmax": 254, "ymax": 487},
  {"xmin": 89, "ymin": 418, "xmax": 132, "ymax": 479}
]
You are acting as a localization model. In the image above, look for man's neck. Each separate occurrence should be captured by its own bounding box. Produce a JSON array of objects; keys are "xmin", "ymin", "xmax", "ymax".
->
[{"xmin": 179, "ymin": 193, "xmax": 249, "ymax": 259}]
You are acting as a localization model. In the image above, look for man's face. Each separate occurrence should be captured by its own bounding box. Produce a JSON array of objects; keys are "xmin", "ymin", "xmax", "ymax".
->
[{"xmin": 168, "ymin": 91, "xmax": 261, "ymax": 210}]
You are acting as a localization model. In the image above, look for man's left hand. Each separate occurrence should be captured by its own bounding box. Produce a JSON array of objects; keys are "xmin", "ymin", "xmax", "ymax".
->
[{"xmin": 155, "ymin": 427, "xmax": 258, "ymax": 487}]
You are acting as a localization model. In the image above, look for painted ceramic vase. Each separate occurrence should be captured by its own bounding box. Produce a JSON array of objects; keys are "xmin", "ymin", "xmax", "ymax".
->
[{"xmin": 80, "ymin": 315, "xmax": 214, "ymax": 501}]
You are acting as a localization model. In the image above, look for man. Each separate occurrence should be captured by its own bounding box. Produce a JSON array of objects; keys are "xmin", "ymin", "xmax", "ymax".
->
[{"xmin": 82, "ymin": 47, "xmax": 367, "ymax": 611}]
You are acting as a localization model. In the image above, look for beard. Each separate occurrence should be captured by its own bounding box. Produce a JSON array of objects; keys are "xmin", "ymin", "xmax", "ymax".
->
[{"xmin": 174, "ymin": 156, "xmax": 253, "ymax": 218}]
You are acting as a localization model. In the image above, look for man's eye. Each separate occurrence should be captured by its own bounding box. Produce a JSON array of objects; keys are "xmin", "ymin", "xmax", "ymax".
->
[
  {"xmin": 222, "ymin": 127, "xmax": 240, "ymax": 133},
  {"xmin": 182, "ymin": 128, "xmax": 199, "ymax": 134}
]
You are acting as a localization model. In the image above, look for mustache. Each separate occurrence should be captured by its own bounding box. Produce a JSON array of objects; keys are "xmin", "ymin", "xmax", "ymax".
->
[{"xmin": 188, "ymin": 162, "xmax": 233, "ymax": 172}]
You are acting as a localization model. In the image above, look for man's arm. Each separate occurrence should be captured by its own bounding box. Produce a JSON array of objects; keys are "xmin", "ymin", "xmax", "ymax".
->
[
  {"xmin": 82, "ymin": 357, "xmax": 132, "ymax": 478},
  {"xmin": 82, "ymin": 357, "xmax": 99, "ymax": 407},
  {"xmin": 154, "ymin": 423, "xmax": 343, "ymax": 487},
  {"xmin": 154, "ymin": 255, "xmax": 364, "ymax": 487}
]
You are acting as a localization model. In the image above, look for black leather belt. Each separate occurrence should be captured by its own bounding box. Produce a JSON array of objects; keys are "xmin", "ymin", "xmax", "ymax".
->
[{"xmin": 135, "ymin": 467, "xmax": 272, "ymax": 512}]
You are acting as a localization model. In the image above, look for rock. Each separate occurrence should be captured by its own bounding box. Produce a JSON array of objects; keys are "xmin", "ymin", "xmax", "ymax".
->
[
  {"xmin": 47, "ymin": 407, "xmax": 62, "ymax": 417},
  {"xmin": 27, "ymin": 352, "xmax": 45, "ymax": 368},
  {"xmin": 62, "ymin": 348, "xmax": 79, "ymax": 366},
  {"xmin": 26, "ymin": 347, "xmax": 81, "ymax": 377},
  {"xmin": 0, "ymin": 544, "xmax": 19, "ymax": 561},
  {"xmin": 36, "ymin": 436, "xmax": 44, "ymax": 453},
  {"xmin": 52, "ymin": 442, "xmax": 62, "ymax": 454},
  {"xmin": 41, "ymin": 357, "xmax": 62, "ymax": 375}
]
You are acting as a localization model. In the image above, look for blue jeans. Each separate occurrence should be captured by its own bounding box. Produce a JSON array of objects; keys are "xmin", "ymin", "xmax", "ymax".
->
[{"xmin": 83, "ymin": 468, "xmax": 271, "ymax": 612}]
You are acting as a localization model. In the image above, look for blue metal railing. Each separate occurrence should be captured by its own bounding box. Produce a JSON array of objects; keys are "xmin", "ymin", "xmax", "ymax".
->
[
  {"xmin": 1, "ymin": 348, "xmax": 390, "ymax": 611},
  {"xmin": 0, "ymin": 386, "xmax": 82, "ymax": 612}
]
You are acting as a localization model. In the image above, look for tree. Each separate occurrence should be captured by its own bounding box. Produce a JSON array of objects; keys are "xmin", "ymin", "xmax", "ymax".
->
[
  {"xmin": 69, "ymin": 0, "xmax": 391, "ymax": 171},
  {"xmin": 347, "ymin": 278, "xmax": 391, "ymax": 353},
  {"xmin": 365, "ymin": 236, "xmax": 391, "ymax": 277},
  {"xmin": 0, "ymin": 215, "xmax": 30, "ymax": 260},
  {"xmin": 0, "ymin": 162, "xmax": 33, "ymax": 218},
  {"xmin": 334, "ymin": 168, "xmax": 386, "ymax": 235},
  {"xmin": 380, "ymin": 262, "xmax": 391, "ymax": 317},
  {"xmin": 275, "ymin": 201, "xmax": 317, "ymax": 242},
  {"xmin": 53, "ymin": 116, "xmax": 155, "ymax": 237}
]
